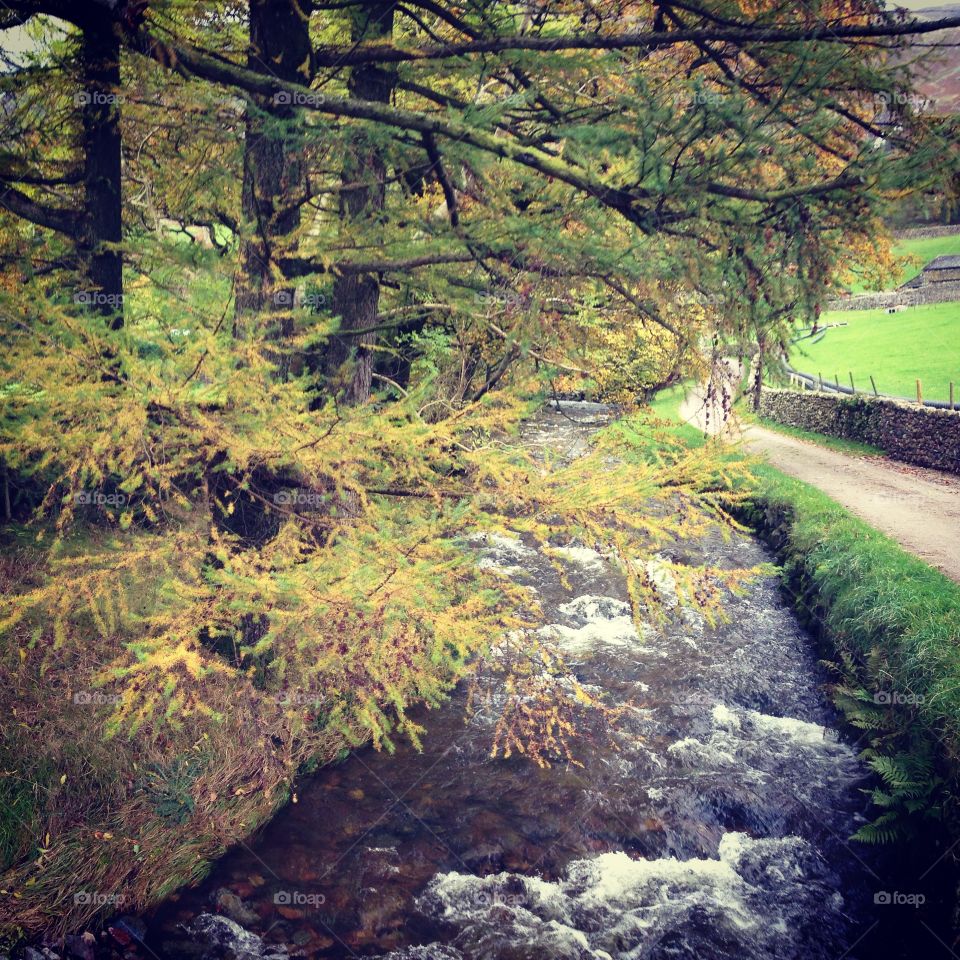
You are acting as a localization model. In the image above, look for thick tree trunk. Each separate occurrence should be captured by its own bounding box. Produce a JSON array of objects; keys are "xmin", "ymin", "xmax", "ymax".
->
[
  {"xmin": 79, "ymin": 22, "xmax": 123, "ymax": 329},
  {"xmin": 234, "ymin": 0, "xmax": 311, "ymax": 368},
  {"xmin": 323, "ymin": 2, "xmax": 396, "ymax": 404}
]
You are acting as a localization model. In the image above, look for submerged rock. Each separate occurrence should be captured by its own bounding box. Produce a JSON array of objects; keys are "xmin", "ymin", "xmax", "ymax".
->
[
  {"xmin": 63, "ymin": 934, "xmax": 95, "ymax": 960},
  {"xmin": 212, "ymin": 889, "xmax": 260, "ymax": 927}
]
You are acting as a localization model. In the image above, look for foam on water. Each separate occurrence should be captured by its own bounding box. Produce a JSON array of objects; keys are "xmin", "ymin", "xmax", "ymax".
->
[
  {"xmin": 549, "ymin": 544, "xmax": 608, "ymax": 572},
  {"xmin": 671, "ymin": 702, "xmax": 852, "ymax": 766},
  {"xmin": 414, "ymin": 832, "xmax": 846, "ymax": 959},
  {"xmin": 540, "ymin": 594, "xmax": 646, "ymax": 653},
  {"xmin": 470, "ymin": 531, "xmax": 537, "ymax": 576}
]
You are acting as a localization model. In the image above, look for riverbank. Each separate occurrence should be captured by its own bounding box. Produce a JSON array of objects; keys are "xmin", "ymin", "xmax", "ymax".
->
[
  {"xmin": 0, "ymin": 397, "xmax": 755, "ymax": 955},
  {"xmin": 668, "ymin": 384, "xmax": 960, "ymax": 844},
  {"xmin": 741, "ymin": 466, "xmax": 960, "ymax": 831}
]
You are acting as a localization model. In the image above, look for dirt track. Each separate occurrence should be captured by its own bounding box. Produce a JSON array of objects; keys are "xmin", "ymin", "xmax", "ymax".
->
[{"xmin": 680, "ymin": 380, "xmax": 960, "ymax": 584}]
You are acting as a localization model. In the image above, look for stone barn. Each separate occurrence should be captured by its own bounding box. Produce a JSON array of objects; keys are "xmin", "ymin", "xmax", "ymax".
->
[{"xmin": 902, "ymin": 254, "xmax": 960, "ymax": 289}]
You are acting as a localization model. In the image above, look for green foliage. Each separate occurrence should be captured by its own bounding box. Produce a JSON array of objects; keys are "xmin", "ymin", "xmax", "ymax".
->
[
  {"xmin": 744, "ymin": 464, "xmax": 960, "ymax": 842},
  {"xmin": 3, "ymin": 0, "xmax": 959, "ymax": 940},
  {"xmin": 0, "ymin": 275, "xmax": 757, "ymax": 935},
  {"xmin": 139, "ymin": 757, "xmax": 202, "ymax": 825}
]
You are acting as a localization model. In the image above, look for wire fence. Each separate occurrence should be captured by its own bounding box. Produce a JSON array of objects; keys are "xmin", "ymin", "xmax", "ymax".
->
[{"xmin": 784, "ymin": 363, "xmax": 959, "ymax": 411}]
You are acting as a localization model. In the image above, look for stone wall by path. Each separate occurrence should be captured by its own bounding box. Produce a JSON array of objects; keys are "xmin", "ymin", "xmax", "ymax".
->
[
  {"xmin": 758, "ymin": 388, "xmax": 960, "ymax": 475},
  {"xmin": 893, "ymin": 225, "xmax": 960, "ymax": 240},
  {"xmin": 826, "ymin": 280, "xmax": 960, "ymax": 311}
]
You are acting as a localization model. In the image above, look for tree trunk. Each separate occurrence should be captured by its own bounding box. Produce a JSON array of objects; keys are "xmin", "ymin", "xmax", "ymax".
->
[
  {"xmin": 79, "ymin": 21, "xmax": 123, "ymax": 329},
  {"xmin": 234, "ymin": 0, "xmax": 311, "ymax": 371},
  {"xmin": 323, "ymin": 2, "xmax": 396, "ymax": 404}
]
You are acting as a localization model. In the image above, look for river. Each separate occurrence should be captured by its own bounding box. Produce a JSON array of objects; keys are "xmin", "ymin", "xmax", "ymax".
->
[{"xmin": 137, "ymin": 402, "xmax": 935, "ymax": 960}]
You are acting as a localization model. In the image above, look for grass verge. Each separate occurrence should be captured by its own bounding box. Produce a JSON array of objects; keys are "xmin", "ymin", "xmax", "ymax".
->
[
  {"xmin": 654, "ymin": 384, "xmax": 960, "ymax": 842},
  {"xmin": 740, "ymin": 465, "xmax": 960, "ymax": 841}
]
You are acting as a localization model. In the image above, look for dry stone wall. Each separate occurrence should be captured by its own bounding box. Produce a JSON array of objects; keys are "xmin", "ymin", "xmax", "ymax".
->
[
  {"xmin": 758, "ymin": 388, "xmax": 960, "ymax": 475},
  {"xmin": 894, "ymin": 225, "xmax": 960, "ymax": 240},
  {"xmin": 825, "ymin": 280, "xmax": 960, "ymax": 311}
]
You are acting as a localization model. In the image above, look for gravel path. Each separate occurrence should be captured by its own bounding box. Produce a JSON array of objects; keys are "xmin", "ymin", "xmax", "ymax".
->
[{"xmin": 680, "ymin": 377, "xmax": 960, "ymax": 584}]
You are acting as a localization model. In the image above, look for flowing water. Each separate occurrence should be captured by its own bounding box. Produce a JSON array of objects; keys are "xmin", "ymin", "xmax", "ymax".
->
[{"xmin": 139, "ymin": 402, "xmax": 937, "ymax": 960}]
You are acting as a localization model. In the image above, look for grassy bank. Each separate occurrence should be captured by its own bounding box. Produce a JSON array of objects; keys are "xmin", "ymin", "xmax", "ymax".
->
[
  {"xmin": 652, "ymin": 386, "xmax": 960, "ymax": 840},
  {"xmin": 741, "ymin": 465, "xmax": 960, "ymax": 840}
]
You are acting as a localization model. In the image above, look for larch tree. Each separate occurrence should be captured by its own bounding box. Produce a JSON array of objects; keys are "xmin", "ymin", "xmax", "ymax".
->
[{"xmin": 0, "ymin": 0, "xmax": 959, "ymax": 939}]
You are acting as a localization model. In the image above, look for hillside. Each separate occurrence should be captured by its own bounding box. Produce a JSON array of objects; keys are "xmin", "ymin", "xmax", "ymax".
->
[{"xmin": 909, "ymin": 5, "xmax": 960, "ymax": 112}]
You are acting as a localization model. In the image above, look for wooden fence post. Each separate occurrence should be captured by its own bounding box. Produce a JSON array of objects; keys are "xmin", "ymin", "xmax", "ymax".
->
[
  {"xmin": 916, "ymin": 379, "xmax": 923, "ymax": 405},
  {"xmin": 849, "ymin": 372, "xmax": 856, "ymax": 394},
  {"xmin": 870, "ymin": 375, "xmax": 878, "ymax": 397},
  {"xmin": 950, "ymin": 381, "xmax": 955, "ymax": 410}
]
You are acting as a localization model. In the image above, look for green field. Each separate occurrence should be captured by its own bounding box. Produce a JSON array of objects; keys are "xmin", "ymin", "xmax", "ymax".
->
[
  {"xmin": 792, "ymin": 302, "xmax": 960, "ymax": 403},
  {"xmin": 896, "ymin": 234, "xmax": 960, "ymax": 285},
  {"xmin": 847, "ymin": 232, "xmax": 960, "ymax": 294}
]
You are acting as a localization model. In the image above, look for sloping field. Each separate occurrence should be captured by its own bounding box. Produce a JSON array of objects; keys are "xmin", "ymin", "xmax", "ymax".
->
[{"xmin": 794, "ymin": 302, "xmax": 960, "ymax": 402}]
